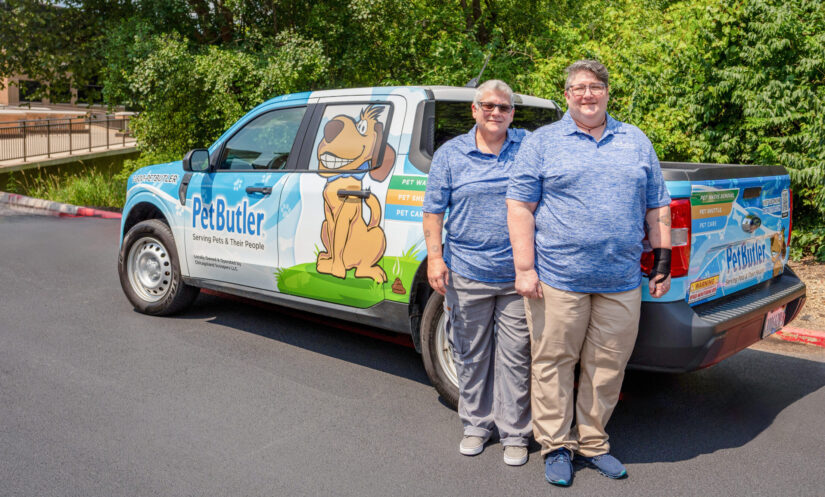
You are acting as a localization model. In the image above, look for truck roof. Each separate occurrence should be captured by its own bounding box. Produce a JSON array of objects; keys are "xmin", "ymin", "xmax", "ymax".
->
[{"xmin": 262, "ymin": 86, "xmax": 561, "ymax": 111}]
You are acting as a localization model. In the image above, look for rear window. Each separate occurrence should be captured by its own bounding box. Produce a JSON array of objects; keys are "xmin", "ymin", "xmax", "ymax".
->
[{"xmin": 432, "ymin": 101, "xmax": 560, "ymax": 154}]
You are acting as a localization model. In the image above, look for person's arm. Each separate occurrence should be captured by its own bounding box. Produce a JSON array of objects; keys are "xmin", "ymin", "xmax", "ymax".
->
[
  {"xmin": 422, "ymin": 145, "xmax": 453, "ymax": 295},
  {"xmin": 423, "ymin": 212, "xmax": 449, "ymax": 295},
  {"xmin": 645, "ymin": 205, "xmax": 672, "ymax": 298},
  {"xmin": 507, "ymin": 199, "xmax": 543, "ymax": 299}
]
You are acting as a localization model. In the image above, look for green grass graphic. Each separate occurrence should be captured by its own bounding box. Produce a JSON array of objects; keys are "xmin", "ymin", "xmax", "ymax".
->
[{"xmin": 275, "ymin": 255, "xmax": 421, "ymax": 307}]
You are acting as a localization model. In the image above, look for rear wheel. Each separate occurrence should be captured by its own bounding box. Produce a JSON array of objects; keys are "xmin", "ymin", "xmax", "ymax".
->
[
  {"xmin": 420, "ymin": 291, "xmax": 459, "ymax": 409},
  {"xmin": 118, "ymin": 219, "xmax": 198, "ymax": 315}
]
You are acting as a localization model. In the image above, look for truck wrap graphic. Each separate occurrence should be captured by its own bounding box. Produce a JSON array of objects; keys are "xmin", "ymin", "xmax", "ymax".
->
[{"xmin": 686, "ymin": 176, "xmax": 790, "ymax": 305}]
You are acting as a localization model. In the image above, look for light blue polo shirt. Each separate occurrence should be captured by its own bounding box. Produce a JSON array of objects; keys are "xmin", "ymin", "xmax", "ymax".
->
[
  {"xmin": 423, "ymin": 126, "xmax": 529, "ymax": 283},
  {"xmin": 506, "ymin": 112, "xmax": 670, "ymax": 293}
]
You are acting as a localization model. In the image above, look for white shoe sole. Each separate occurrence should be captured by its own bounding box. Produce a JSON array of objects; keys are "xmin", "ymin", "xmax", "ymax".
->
[
  {"xmin": 459, "ymin": 438, "xmax": 489, "ymax": 456},
  {"xmin": 503, "ymin": 452, "xmax": 528, "ymax": 466}
]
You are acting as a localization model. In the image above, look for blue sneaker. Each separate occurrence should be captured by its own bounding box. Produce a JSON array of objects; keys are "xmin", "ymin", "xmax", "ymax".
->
[
  {"xmin": 580, "ymin": 453, "xmax": 627, "ymax": 479},
  {"xmin": 544, "ymin": 448, "xmax": 573, "ymax": 486}
]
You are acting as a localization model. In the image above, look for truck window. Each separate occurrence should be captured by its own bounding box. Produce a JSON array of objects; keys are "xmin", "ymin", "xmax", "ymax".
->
[
  {"xmin": 433, "ymin": 102, "xmax": 560, "ymax": 154},
  {"xmin": 219, "ymin": 106, "xmax": 307, "ymax": 171}
]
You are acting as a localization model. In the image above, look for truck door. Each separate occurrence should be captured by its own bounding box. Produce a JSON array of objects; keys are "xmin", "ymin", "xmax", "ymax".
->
[
  {"xmin": 274, "ymin": 95, "xmax": 407, "ymax": 307},
  {"xmin": 184, "ymin": 104, "xmax": 310, "ymax": 292}
]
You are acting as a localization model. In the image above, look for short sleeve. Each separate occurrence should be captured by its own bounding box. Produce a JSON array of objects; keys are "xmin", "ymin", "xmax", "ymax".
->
[
  {"xmin": 506, "ymin": 132, "xmax": 544, "ymax": 203},
  {"xmin": 642, "ymin": 137, "xmax": 671, "ymax": 209},
  {"xmin": 423, "ymin": 146, "xmax": 452, "ymax": 213}
]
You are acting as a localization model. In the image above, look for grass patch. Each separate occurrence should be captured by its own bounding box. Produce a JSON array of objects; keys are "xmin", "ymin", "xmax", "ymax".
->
[
  {"xmin": 2, "ymin": 150, "xmax": 178, "ymax": 209},
  {"xmin": 4, "ymin": 167, "xmax": 126, "ymax": 209}
]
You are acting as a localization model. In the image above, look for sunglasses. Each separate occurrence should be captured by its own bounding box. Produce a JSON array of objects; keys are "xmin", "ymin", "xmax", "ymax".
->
[{"xmin": 477, "ymin": 101, "xmax": 514, "ymax": 113}]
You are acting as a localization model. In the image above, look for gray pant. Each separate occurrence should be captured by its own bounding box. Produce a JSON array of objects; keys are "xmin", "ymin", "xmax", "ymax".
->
[{"xmin": 444, "ymin": 271, "xmax": 532, "ymax": 447}]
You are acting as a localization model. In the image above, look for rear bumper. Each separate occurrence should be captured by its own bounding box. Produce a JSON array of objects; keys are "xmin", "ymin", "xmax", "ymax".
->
[{"xmin": 629, "ymin": 267, "xmax": 807, "ymax": 372}]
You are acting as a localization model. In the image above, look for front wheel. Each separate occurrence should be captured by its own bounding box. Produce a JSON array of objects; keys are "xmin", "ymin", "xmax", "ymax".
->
[
  {"xmin": 420, "ymin": 291, "xmax": 459, "ymax": 409},
  {"xmin": 118, "ymin": 219, "xmax": 199, "ymax": 315}
]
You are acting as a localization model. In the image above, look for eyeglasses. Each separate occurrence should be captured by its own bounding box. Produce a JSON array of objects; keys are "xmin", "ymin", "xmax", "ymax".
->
[
  {"xmin": 566, "ymin": 83, "xmax": 607, "ymax": 97},
  {"xmin": 477, "ymin": 101, "xmax": 513, "ymax": 113}
]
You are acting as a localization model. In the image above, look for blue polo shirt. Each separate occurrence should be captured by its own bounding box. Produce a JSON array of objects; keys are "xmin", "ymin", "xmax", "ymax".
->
[
  {"xmin": 506, "ymin": 112, "xmax": 670, "ymax": 293},
  {"xmin": 423, "ymin": 126, "xmax": 529, "ymax": 282}
]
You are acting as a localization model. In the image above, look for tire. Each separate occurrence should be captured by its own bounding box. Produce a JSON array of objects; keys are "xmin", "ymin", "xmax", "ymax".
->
[
  {"xmin": 420, "ymin": 291, "xmax": 460, "ymax": 409},
  {"xmin": 118, "ymin": 219, "xmax": 199, "ymax": 316}
]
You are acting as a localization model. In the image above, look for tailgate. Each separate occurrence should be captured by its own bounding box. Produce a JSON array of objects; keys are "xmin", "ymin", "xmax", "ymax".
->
[{"xmin": 686, "ymin": 175, "xmax": 791, "ymax": 305}]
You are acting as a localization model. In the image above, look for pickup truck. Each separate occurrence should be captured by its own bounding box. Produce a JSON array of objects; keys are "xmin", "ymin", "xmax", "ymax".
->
[{"xmin": 118, "ymin": 86, "xmax": 807, "ymax": 408}]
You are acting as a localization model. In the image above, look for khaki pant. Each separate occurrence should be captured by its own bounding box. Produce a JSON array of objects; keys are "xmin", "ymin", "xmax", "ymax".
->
[{"xmin": 526, "ymin": 282, "xmax": 641, "ymax": 457}]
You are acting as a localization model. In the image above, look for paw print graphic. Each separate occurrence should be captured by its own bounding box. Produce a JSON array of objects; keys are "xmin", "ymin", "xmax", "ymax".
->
[{"xmin": 233, "ymin": 178, "xmax": 243, "ymax": 191}]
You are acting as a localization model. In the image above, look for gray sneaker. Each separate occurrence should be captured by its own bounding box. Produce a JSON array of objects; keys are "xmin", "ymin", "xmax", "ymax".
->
[
  {"xmin": 459, "ymin": 435, "xmax": 489, "ymax": 456},
  {"xmin": 503, "ymin": 445, "xmax": 528, "ymax": 466}
]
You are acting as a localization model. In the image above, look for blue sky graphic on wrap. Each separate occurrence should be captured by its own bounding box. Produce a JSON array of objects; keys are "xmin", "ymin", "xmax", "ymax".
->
[{"xmin": 686, "ymin": 175, "xmax": 791, "ymax": 305}]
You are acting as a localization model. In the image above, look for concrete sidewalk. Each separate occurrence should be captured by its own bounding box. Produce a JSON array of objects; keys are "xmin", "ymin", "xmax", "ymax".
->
[
  {"xmin": 0, "ymin": 140, "xmax": 137, "ymax": 173},
  {"xmin": 0, "ymin": 105, "xmax": 137, "ymax": 171},
  {"xmin": 0, "ymin": 191, "xmax": 121, "ymax": 219}
]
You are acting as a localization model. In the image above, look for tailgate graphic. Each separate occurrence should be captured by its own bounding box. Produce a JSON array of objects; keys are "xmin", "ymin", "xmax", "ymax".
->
[{"xmin": 687, "ymin": 177, "xmax": 790, "ymax": 305}]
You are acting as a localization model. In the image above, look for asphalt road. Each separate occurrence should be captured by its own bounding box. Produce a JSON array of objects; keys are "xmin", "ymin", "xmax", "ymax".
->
[{"xmin": 1, "ymin": 213, "xmax": 824, "ymax": 497}]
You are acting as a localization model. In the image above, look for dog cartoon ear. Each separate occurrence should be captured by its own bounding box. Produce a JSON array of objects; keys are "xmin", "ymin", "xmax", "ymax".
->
[{"xmin": 369, "ymin": 121, "xmax": 395, "ymax": 182}]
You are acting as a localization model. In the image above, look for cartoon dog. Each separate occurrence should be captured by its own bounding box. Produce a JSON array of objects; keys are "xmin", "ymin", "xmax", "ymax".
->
[
  {"xmin": 315, "ymin": 105, "xmax": 395, "ymax": 283},
  {"xmin": 770, "ymin": 229, "xmax": 787, "ymax": 277}
]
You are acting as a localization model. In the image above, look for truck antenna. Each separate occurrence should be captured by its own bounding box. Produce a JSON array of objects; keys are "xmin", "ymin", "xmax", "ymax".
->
[{"xmin": 464, "ymin": 54, "xmax": 492, "ymax": 88}]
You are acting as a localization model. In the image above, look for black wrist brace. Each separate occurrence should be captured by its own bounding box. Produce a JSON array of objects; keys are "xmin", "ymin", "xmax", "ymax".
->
[{"xmin": 649, "ymin": 248, "xmax": 672, "ymax": 284}]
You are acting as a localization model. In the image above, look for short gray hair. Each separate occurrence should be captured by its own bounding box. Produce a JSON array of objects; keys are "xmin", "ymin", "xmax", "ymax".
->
[
  {"xmin": 473, "ymin": 79, "xmax": 515, "ymax": 107},
  {"xmin": 564, "ymin": 60, "xmax": 609, "ymax": 88}
]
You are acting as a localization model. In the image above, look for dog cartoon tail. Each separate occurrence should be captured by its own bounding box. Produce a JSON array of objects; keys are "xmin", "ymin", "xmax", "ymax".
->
[{"xmin": 365, "ymin": 193, "xmax": 382, "ymax": 228}]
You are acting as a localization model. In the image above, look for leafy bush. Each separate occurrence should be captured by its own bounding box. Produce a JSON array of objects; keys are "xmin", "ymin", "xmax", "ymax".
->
[
  {"xmin": 790, "ymin": 228, "xmax": 825, "ymax": 262},
  {"xmin": 122, "ymin": 32, "xmax": 328, "ymax": 158},
  {"xmin": 11, "ymin": 0, "xmax": 818, "ymax": 228}
]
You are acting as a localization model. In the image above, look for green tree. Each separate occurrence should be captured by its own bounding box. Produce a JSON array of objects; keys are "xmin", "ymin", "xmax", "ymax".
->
[{"xmin": 0, "ymin": 0, "xmax": 131, "ymax": 103}]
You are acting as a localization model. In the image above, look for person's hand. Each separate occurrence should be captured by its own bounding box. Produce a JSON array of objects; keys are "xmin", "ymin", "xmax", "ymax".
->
[
  {"xmin": 428, "ymin": 257, "xmax": 449, "ymax": 295},
  {"xmin": 649, "ymin": 274, "xmax": 671, "ymax": 298},
  {"xmin": 515, "ymin": 269, "xmax": 543, "ymax": 299}
]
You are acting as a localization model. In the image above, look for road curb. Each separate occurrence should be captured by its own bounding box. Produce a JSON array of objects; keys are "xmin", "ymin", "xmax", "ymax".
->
[
  {"xmin": 0, "ymin": 191, "xmax": 122, "ymax": 219},
  {"xmin": 776, "ymin": 327, "xmax": 825, "ymax": 348}
]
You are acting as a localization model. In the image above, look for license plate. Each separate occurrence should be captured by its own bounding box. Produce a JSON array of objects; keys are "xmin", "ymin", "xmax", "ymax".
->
[{"xmin": 762, "ymin": 306, "xmax": 786, "ymax": 338}]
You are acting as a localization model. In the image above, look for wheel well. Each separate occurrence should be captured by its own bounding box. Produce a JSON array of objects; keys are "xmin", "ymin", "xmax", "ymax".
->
[
  {"xmin": 123, "ymin": 202, "xmax": 169, "ymax": 237},
  {"xmin": 408, "ymin": 258, "xmax": 433, "ymax": 353}
]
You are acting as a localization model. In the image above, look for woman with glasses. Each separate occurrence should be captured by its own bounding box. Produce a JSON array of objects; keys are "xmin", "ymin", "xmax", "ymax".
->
[
  {"xmin": 422, "ymin": 80, "xmax": 532, "ymax": 467},
  {"xmin": 507, "ymin": 60, "xmax": 671, "ymax": 486}
]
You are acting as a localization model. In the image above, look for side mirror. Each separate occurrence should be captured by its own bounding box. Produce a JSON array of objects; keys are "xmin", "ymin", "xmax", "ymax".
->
[{"xmin": 183, "ymin": 149, "xmax": 210, "ymax": 172}]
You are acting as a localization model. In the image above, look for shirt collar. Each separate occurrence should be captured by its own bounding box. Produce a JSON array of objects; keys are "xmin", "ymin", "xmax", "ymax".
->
[
  {"xmin": 458, "ymin": 125, "xmax": 522, "ymax": 155},
  {"xmin": 560, "ymin": 111, "xmax": 624, "ymax": 139}
]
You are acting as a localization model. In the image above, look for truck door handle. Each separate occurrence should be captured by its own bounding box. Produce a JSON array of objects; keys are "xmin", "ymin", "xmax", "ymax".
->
[
  {"xmin": 245, "ymin": 186, "xmax": 272, "ymax": 195},
  {"xmin": 337, "ymin": 189, "xmax": 371, "ymax": 199}
]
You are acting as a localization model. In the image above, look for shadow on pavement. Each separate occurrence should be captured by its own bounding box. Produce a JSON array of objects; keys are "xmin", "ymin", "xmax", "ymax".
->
[
  {"xmin": 610, "ymin": 348, "xmax": 825, "ymax": 463},
  {"xmin": 168, "ymin": 290, "xmax": 431, "ymax": 387},
  {"xmin": 165, "ymin": 289, "xmax": 825, "ymax": 460}
]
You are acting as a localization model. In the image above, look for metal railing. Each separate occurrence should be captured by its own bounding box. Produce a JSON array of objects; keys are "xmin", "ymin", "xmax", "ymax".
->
[{"xmin": 0, "ymin": 116, "xmax": 137, "ymax": 162}]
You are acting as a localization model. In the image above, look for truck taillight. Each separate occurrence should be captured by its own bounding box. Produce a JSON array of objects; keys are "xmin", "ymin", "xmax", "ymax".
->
[
  {"xmin": 641, "ymin": 198, "xmax": 691, "ymax": 278},
  {"xmin": 788, "ymin": 188, "xmax": 793, "ymax": 248}
]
